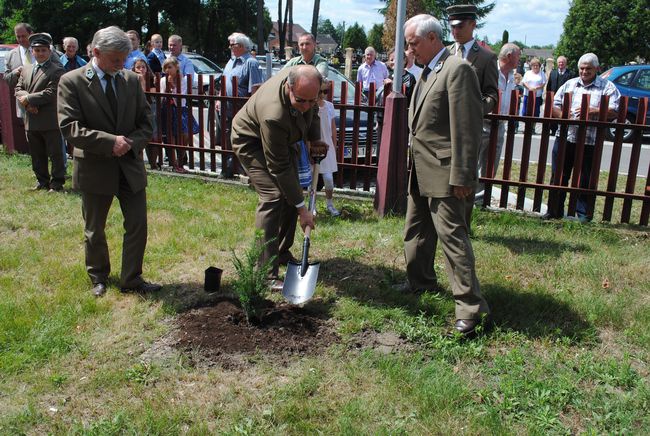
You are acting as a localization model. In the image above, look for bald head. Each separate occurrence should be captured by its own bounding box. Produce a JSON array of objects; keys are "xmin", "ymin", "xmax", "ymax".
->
[{"xmin": 286, "ymin": 65, "xmax": 322, "ymax": 113}]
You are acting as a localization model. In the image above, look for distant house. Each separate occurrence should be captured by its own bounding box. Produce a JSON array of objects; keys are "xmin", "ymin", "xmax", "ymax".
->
[
  {"xmin": 522, "ymin": 48, "xmax": 554, "ymax": 61},
  {"xmin": 316, "ymin": 34, "xmax": 338, "ymax": 54},
  {"xmin": 267, "ymin": 22, "xmax": 309, "ymax": 53}
]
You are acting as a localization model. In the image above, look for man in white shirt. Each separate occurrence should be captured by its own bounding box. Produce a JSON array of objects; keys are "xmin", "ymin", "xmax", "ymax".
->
[{"xmin": 3, "ymin": 23, "xmax": 35, "ymax": 89}]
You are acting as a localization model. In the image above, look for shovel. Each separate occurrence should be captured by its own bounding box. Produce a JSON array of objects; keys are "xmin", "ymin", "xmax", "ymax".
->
[{"xmin": 282, "ymin": 160, "xmax": 321, "ymax": 304}]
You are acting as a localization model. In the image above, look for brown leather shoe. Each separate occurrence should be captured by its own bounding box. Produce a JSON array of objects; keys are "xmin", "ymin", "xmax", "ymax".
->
[
  {"xmin": 452, "ymin": 316, "xmax": 492, "ymax": 339},
  {"xmin": 92, "ymin": 283, "xmax": 107, "ymax": 297},
  {"xmin": 392, "ymin": 280, "xmax": 442, "ymax": 294},
  {"xmin": 121, "ymin": 281, "xmax": 162, "ymax": 293}
]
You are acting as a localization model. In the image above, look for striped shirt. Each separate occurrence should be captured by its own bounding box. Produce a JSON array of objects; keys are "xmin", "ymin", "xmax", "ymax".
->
[{"xmin": 553, "ymin": 76, "xmax": 620, "ymax": 145}]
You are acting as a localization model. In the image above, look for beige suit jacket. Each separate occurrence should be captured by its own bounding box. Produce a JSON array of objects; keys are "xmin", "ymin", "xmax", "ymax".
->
[
  {"xmin": 57, "ymin": 63, "xmax": 153, "ymax": 195},
  {"xmin": 448, "ymin": 41, "xmax": 498, "ymax": 115},
  {"xmin": 232, "ymin": 67, "xmax": 321, "ymax": 206},
  {"xmin": 408, "ymin": 50, "xmax": 483, "ymax": 198},
  {"xmin": 15, "ymin": 60, "xmax": 64, "ymax": 131}
]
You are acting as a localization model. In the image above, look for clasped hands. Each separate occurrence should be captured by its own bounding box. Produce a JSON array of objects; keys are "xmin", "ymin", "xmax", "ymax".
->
[
  {"xmin": 112, "ymin": 135, "xmax": 134, "ymax": 157},
  {"xmin": 16, "ymin": 95, "xmax": 38, "ymax": 114}
]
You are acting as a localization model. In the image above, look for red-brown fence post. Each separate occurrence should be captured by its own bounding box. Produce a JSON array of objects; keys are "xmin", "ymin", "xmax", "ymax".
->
[{"xmin": 374, "ymin": 91, "xmax": 408, "ymax": 217}]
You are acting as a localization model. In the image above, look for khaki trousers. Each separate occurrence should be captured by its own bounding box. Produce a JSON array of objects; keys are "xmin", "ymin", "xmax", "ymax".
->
[{"xmin": 403, "ymin": 172, "xmax": 490, "ymax": 320}]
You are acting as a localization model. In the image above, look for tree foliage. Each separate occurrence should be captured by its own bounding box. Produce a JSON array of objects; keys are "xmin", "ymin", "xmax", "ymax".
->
[
  {"xmin": 342, "ymin": 22, "xmax": 367, "ymax": 51},
  {"xmin": 318, "ymin": 18, "xmax": 337, "ymax": 42},
  {"xmin": 0, "ymin": 0, "xmax": 272, "ymax": 62},
  {"xmin": 381, "ymin": 0, "xmax": 426, "ymax": 52},
  {"xmin": 556, "ymin": 0, "xmax": 649, "ymax": 69},
  {"xmin": 367, "ymin": 24, "xmax": 384, "ymax": 53}
]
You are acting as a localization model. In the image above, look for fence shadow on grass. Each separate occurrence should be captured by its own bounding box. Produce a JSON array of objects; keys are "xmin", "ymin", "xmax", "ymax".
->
[
  {"xmin": 143, "ymin": 281, "xmax": 225, "ymax": 312},
  {"xmin": 484, "ymin": 283, "xmax": 596, "ymax": 344},
  {"xmin": 478, "ymin": 235, "xmax": 591, "ymax": 257}
]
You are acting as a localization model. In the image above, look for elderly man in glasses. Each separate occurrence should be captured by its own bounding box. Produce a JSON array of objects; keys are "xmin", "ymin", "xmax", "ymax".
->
[
  {"xmin": 446, "ymin": 4, "xmax": 498, "ymax": 227},
  {"xmin": 231, "ymin": 65, "xmax": 329, "ymax": 291}
]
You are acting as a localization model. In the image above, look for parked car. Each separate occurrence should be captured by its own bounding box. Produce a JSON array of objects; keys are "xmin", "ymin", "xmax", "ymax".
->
[
  {"xmin": 163, "ymin": 51, "xmax": 223, "ymax": 98},
  {"xmin": 257, "ymin": 60, "xmax": 380, "ymax": 160},
  {"xmin": 0, "ymin": 44, "xmax": 18, "ymax": 72},
  {"xmin": 600, "ymin": 65, "xmax": 650, "ymax": 141}
]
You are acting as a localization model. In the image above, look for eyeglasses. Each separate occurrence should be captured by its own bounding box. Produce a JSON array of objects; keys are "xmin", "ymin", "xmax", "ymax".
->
[{"xmin": 229, "ymin": 43, "xmax": 241, "ymax": 48}]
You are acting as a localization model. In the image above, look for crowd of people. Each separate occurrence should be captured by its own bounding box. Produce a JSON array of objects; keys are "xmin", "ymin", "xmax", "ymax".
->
[{"xmin": 2, "ymin": 3, "xmax": 622, "ymax": 338}]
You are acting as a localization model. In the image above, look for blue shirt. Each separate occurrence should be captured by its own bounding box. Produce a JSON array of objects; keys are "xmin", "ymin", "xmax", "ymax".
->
[
  {"xmin": 223, "ymin": 53, "xmax": 263, "ymax": 97},
  {"xmin": 125, "ymin": 49, "xmax": 147, "ymax": 70},
  {"xmin": 59, "ymin": 54, "xmax": 87, "ymax": 72},
  {"xmin": 175, "ymin": 53, "xmax": 195, "ymax": 78}
]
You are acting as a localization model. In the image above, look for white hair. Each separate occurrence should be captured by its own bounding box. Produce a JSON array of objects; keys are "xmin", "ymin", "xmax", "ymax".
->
[
  {"xmin": 63, "ymin": 36, "xmax": 78, "ymax": 47},
  {"xmin": 498, "ymin": 43, "xmax": 520, "ymax": 60},
  {"xmin": 228, "ymin": 32, "xmax": 253, "ymax": 51},
  {"xmin": 578, "ymin": 53, "xmax": 599, "ymax": 67},
  {"xmin": 404, "ymin": 14, "xmax": 443, "ymax": 40}
]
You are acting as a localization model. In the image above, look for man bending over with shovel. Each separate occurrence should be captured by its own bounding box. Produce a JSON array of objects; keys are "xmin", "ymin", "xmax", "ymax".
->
[{"xmin": 232, "ymin": 65, "xmax": 329, "ymax": 291}]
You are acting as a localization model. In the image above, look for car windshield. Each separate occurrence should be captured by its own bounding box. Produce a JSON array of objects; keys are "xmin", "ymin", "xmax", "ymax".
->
[{"xmin": 190, "ymin": 56, "xmax": 222, "ymax": 74}]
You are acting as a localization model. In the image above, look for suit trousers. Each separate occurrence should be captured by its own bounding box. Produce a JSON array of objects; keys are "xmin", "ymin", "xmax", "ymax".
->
[
  {"xmin": 26, "ymin": 129, "xmax": 66, "ymax": 189},
  {"xmin": 81, "ymin": 169, "xmax": 148, "ymax": 287},
  {"xmin": 404, "ymin": 172, "xmax": 490, "ymax": 320},
  {"xmin": 246, "ymin": 163, "xmax": 298, "ymax": 277}
]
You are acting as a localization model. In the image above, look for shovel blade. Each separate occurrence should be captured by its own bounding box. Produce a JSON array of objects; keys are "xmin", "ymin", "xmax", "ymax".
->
[{"xmin": 282, "ymin": 261, "xmax": 320, "ymax": 304}]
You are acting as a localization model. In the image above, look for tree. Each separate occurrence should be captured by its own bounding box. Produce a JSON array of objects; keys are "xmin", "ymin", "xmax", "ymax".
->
[
  {"xmin": 367, "ymin": 24, "xmax": 384, "ymax": 53},
  {"xmin": 381, "ymin": 0, "xmax": 426, "ymax": 51},
  {"xmin": 342, "ymin": 22, "xmax": 367, "ymax": 51},
  {"xmin": 318, "ymin": 18, "xmax": 337, "ymax": 41},
  {"xmin": 556, "ymin": 0, "xmax": 649, "ymax": 69},
  {"xmin": 311, "ymin": 0, "xmax": 320, "ymax": 38},
  {"xmin": 335, "ymin": 21, "xmax": 346, "ymax": 45}
]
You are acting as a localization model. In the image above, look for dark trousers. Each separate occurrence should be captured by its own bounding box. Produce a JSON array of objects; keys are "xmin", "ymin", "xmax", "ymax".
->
[
  {"xmin": 245, "ymin": 162, "xmax": 298, "ymax": 278},
  {"xmin": 26, "ymin": 129, "xmax": 65, "ymax": 189},
  {"xmin": 548, "ymin": 139, "xmax": 595, "ymax": 220},
  {"xmin": 81, "ymin": 169, "xmax": 148, "ymax": 287},
  {"xmin": 522, "ymin": 95, "xmax": 543, "ymax": 117}
]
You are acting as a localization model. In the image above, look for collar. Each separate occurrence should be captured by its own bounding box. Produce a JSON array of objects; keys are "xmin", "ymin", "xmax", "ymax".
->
[
  {"xmin": 426, "ymin": 46, "xmax": 447, "ymax": 71},
  {"xmin": 577, "ymin": 76, "xmax": 600, "ymax": 88},
  {"xmin": 91, "ymin": 58, "xmax": 122, "ymax": 80},
  {"xmin": 458, "ymin": 39, "xmax": 475, "ymax": 56},
  {"xmin": 231, "ymin": 52, "xmax": 251, "ymax": 62},
  {"xmin": 558, "ymin": 69, "xmax": 566, "ymax": 75}
]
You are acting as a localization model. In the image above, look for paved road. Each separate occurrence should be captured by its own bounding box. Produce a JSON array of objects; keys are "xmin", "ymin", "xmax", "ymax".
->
[{"xmin": 506, "ymin": 132, "xmax": 649, "ymax": 177}]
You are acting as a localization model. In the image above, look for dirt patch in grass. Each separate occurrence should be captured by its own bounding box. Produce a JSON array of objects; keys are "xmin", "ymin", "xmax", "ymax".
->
[
  {"xmin": 349, "ymin": 329, "xmax": 415, "ymax": 354},
  {"xmin": 172, "ymin": 298, "xmax": 339, "ymax": 368}
]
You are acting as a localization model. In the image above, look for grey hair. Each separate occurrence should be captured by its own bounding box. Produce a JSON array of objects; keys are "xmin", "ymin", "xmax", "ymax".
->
[
  {"xmin": 557, "ymin": 55, "xmax": 568, "ymax": 63},
  {"xmin": 364, "ymin": 46, "xmax": 376, "ymax": 55},
  {"xmin": 91, "ymin": 26, "xmax": 131, "ymax": 53},
  {"xmin": 228, "ymin": 32, "xmax": 252, "ymax": 50},
  {"xmin": 404, "ymin": 14, "xmax": 443, "ymax": 40},
  {"xmin": 63, "ymin": 36, "xmax": 79, "ymax": 47},
  {"xmin": 287, "ymin": 65, "xmax": 322, "ymax": 87},
  {"xmin": 168, "ymin": 34, "xmax": 182, "ymax": 45},
  {"xmin": 498, "ymin": 43, "xmax": 520, "ymax": 60},
  {"xmin": 578, "ymin": 53, "xmax": 599, "ymax": 67},
  {"xmin": 14, "ymin": 22, "xmax": 33, "ymax": 33}
]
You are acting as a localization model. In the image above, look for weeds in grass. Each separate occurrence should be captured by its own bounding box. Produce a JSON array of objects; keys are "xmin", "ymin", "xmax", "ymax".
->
[{"xmin": 231, "ymin": 232, "xmax": 273, "ymax": 323}]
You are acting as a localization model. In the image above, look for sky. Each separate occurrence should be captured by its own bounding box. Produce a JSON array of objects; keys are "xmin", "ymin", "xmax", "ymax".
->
[{"xmin": 266, "ymin": 0, "xmax": 571, "ymax": 47}]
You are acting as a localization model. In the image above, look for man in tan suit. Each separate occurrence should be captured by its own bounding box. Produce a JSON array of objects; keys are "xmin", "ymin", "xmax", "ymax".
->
[
  {"xmin": 400, "ymin": 14, "xmax": 490, "ymax": 338},
  {"xmin": 232, "ymin": 65, "xmax": 328, "ymax": 290},
  {"xmin": 446, "ymin": 4, "xmax": 498, "ymax": 220},
  {"xmin": 15, "ymin": 33, "xmax": 65, "ymax": 191},
  {"xmin": 58, "ymin": 26, "xmax": 160, "ymax": 297}
]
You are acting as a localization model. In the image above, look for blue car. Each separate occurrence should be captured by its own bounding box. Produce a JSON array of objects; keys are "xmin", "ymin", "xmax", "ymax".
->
[{"xmin": 600, "ymin": 65, "xmax": 650, "ymax": 141}]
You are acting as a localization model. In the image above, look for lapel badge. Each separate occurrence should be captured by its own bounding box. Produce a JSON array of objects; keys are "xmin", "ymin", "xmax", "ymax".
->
[
  {"xmin": 85, "ymin": 68, "xmax": 95, "ymax": 80},
  {"xmin": 433, "ymin": 62, "xmax": 443, "ymax": 73}
]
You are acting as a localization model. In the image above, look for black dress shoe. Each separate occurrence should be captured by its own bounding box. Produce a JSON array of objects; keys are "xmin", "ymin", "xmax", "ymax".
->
[
  {"xmin": 278, "ymin": 251, "xmax": 298, "ymax": 266},
  {"xmin": 392, "ymin": 281, "xmax": 442, "ymax": 294},
  {"xmin": 92, "ymin": 283, "xmax": 107, "ymax": 297},
  {"xmin": 31, "ymin": 184, "xmax": 48, "ymax": 191},
  {"xmin": 452, "ymin": 316, "xmax": 492, "ymax": 339},
  {"xmin": 121, "ymin": 281, "xmax": 162, "ymax": 293}
]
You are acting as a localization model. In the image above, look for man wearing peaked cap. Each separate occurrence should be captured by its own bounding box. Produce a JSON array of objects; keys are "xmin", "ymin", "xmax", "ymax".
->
[
  {"xmin": 446, "ymin": 4, "xmax": 498, "ymax": 230},
  {"xmin": 15, "ymin": 32, "xmax": 66, "ymax": 192}
]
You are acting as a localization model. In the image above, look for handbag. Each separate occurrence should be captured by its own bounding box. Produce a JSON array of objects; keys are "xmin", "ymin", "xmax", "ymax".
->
[{"xmin": 297, "ymin": 140, "xmax": 312, "ymax": 188}]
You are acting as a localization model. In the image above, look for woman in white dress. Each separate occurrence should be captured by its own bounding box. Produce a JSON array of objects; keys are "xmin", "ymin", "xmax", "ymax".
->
[
  {"xmin": 521, "ymin": 57, "xmax": 546, "ymax": 117},
  {"xmin": 315, "ymin": 79, "xmax": 340, "ymax": 216}
]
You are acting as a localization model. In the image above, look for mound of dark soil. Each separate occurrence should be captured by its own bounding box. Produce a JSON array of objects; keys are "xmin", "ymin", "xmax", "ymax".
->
[{"xmin": 175, "ymin": 298, "xmax": 338, "ymax": 367}]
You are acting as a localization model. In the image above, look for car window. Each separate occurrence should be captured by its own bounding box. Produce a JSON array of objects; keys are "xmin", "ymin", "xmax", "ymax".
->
[
  {"xmin": 633, "ymin": 69, "xmax": 650, "ymax": 91},
  {"xmin": 614, "ymin": 71, "xmax": 636, "ymax": 87},
  {"xmin": 190, "ymin": 56, "xmax": 221, "ymax": 74}
]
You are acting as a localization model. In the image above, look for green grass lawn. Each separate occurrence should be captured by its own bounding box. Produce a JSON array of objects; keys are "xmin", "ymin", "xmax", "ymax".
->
[{"xmin": 1, "ymin": 152, "xmax": 648, "ymax": 434}]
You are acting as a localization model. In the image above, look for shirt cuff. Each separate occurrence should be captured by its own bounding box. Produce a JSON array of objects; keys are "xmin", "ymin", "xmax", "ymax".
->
[{"xmin": 295, "ymin": 201, "xmax": 305, "ymax": 209}]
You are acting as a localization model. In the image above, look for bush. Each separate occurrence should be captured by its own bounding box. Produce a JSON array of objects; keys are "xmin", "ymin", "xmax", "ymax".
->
[{"xmin": 231, "ymin": 232, "xmax": 274, "ymax": 323}]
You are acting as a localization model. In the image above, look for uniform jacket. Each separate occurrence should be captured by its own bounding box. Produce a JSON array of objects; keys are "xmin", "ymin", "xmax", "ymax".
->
[
  {"xmin": 547, "ymin": 68, "xmax": 574, "ymax": 94},
  {"xmin": 57, "ymin": 63, "xmax": 153, "ymax": 196},
  {"xmin": 408, "ymin": 49, "xmax": 483, "ymax": 198},
  {"xmin": 4, "ymin": 47, "xmax": 61, "ymax": 89},
  {"xmin": 231, "ymin": 67, "xmax": 321, "ymax": 206},
  {"xmin": 15, "ymin": 60, "xmax": 65, "ymax": 131},
  {"xmin": 448, "ymin": 41, "xmax": 498, "ymax": 115}
]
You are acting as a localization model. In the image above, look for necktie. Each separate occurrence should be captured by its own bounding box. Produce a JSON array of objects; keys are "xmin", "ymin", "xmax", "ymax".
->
[
  {"xmin": 105, "ymin": 74, "xmax": 118, "ymax": 119},
  {"xmin": 414, "ymin": 66, "xmax": 432, "ymax": 106},
  {"xmin": 24, "ymin": 48, "xmax": 32, "ymax": 65},
  {"xmin": 31, "ymin": 64, "xmax": 41, "ymax": 81},
  {"xmin": 457, "ymin": 44, "xmax": 465, "ymax": 59}
]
